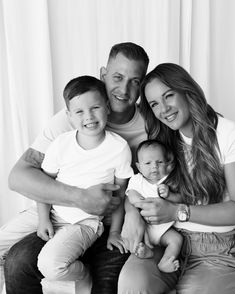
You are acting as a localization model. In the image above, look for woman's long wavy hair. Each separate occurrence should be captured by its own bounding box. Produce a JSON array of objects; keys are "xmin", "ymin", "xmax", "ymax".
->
[{"xmin": 140, "ymin": 63, "xmax": 225, "ymax": 204}]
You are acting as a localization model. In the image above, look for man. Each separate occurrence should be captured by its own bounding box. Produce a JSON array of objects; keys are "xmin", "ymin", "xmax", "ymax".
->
[{"xmin": 5, "ymin": 42, "xmax": 149, "ymax": 294}]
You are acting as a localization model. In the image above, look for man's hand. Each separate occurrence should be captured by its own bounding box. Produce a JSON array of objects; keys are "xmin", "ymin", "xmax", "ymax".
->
[{"xmin": 81, "ymin": 183, "xmax": 121, "ymax": 216}]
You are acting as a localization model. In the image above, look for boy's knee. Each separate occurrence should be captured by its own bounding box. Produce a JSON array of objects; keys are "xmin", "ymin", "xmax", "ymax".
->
[{"xmin": 37, "ymin": 252, "xmax": 61, "ymax": 280}]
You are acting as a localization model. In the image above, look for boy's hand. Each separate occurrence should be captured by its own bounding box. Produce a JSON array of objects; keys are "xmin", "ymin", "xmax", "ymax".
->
[
  {"xmin": 37, "ymin": 219, "xmax": 54, "ymax": 241},
  {"xmin": 158, "ymin": 184, "xmax": 169, "ymax": 199},
  {"xmin": 107, "ymin": 231, "xmax": 128, "ymax": 254}
]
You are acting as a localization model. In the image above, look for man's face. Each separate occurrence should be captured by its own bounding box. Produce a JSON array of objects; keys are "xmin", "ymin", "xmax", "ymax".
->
[{"xmin": 101, "ymin": 53, "xmax": 146, "ymax": 115}]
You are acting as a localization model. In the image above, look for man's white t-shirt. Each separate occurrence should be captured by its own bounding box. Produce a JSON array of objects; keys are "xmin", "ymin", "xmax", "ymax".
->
[{"xmin": 41, "ymin": 130, "xmax": 133, "ymax": 224}]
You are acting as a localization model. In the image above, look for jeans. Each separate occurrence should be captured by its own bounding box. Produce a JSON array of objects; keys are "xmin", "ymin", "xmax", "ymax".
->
[{"xmin": 4, "ymin": 226, "xmax": 129, "ymax": 294}]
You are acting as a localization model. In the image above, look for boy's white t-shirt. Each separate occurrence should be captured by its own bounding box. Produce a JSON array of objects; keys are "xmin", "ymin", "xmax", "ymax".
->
[
  {"xmin": 41, "ymin": 130, "xmax": 133, "ymax": 224},
  {"xmin": 31, "ymin": 106, "xmax": 147, "ymax": 166},
  {"xmin": 175, "ymin": 116, "xmax": 235, "ymax": 233}
]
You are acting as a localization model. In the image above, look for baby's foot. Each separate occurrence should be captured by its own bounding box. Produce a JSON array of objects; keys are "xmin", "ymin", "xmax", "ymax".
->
[
  {"xmin": 158, "ymin": 256, "xmax": 180, "ymax": 273},
  {"xmin": 134, "ymin": 242, "xmax": 154, "ymax": 259}
]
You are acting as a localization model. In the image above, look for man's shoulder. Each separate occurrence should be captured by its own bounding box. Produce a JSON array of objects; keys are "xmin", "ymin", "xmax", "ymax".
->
[
  {"xmin": 47, "ymin": 108, "xmax": 73, "ymax": 132},
  {"xmin": 105, "ymin": 130, "xmax": 129, "ymax": 146}
]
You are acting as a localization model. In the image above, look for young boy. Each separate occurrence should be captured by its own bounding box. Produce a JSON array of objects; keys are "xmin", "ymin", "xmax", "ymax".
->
[
  {"xmin": 0, "ymin": 75, "xmax": 133, "ymax": 281},
  {"xmin": 126, "ymin": 139, "xmax": 183, "ymax": 273}
]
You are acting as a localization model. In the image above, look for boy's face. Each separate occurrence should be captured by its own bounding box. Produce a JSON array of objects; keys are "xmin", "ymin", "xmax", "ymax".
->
[
  {"xmin": 67, "ymin": 90, "xmax": 109, "ymax": 138},
  {"xmin": 100, "ymin": 53, "xmax": 146, "ymax": 115},
  {"xmin": 136, "ymin": 145, "xmax": 168, "ymax": 184}
]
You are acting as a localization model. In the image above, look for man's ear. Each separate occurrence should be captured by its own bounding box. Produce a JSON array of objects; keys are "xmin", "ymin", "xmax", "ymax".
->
[
  {"xmin": 65, "ymin": 108, "xmax": 71, "ymax": 118},
  {"xmin": 100, "ymin": 66, "xmax": 107, "ymax": 82}
]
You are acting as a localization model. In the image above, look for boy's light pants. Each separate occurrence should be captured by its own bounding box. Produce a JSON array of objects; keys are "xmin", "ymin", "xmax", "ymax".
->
[{"xmin": 0, "ymin": 205, "xmax": 102, "ymax": 281}]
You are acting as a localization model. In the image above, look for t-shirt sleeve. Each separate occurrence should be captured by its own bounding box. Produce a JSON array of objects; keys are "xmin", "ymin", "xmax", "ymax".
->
[
  {"xmin": 30, "ymin": 109, "xmax": 72, "ymax": 154},
  {"xmin": 224, "ymin": 125, "xmax": 235, "ymax": 164},
  {"xmin": 114, "ymin": 143, "xmax": 134, "ymax": 179},
  {"xmin": 126, "ymin": 174, "xmax": 141, "ymax": 196},
  {"xmin": 41, "ymin": 137, "xmax": 60, "ymax": 175}
]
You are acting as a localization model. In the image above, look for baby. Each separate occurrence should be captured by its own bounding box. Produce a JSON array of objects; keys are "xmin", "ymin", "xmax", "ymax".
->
[{"xmin": 126, "ymin": 139, "xmax": 183, "ymax": 272}]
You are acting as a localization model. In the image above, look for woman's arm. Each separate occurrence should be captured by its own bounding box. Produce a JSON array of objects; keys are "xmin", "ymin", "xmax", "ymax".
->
[
  {"xmin": 190, "ymin": 161, "xmax": 235, "ymax": 225},
  {"xmin": 135, "ymin": 162, "xmax": 235, "ymax": 226},
  {"xmin": 8, "ymin": 148, "xmax": 121, "ymax": 215}
]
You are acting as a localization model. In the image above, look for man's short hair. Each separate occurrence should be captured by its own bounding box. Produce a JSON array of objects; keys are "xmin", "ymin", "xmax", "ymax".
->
[{"xmin": 108, "ymin": 42, "xmax": 149, "ymax": 73}]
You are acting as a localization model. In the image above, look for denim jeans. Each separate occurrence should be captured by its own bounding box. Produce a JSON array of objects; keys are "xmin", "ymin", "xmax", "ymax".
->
[{"xmin": 4, "ymin": 226, "xmax": 130, "ymax": 294}]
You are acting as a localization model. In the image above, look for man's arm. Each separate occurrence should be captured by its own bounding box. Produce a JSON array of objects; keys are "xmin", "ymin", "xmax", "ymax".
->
[{"xmin": 8, "ymin": 148, "xmax": 120, "ymax": 215}]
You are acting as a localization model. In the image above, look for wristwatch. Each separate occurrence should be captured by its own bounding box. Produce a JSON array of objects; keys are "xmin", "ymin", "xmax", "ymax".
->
[{"xmin": 176, "ymin": 204, "xmax": 190, "ymax": 222}]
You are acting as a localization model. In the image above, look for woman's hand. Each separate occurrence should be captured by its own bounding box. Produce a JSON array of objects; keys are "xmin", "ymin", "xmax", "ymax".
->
[{"xmin": 134, "ymin": 197, "xmax": 178, "ymax": 224}]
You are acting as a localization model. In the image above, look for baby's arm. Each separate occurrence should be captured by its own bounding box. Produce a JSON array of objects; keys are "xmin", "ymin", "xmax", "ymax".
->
[
  {"xmin": 37, "ymin": 170, "xmax": 57, "ymax": 241},
  {"xmin": 107, "ymin": 177, "xmax": 129, "ymax": 254},
  {"xmin": 127, "ymin": 189, "xmax": 144, "ymax": 206},
  {"xmin": 158, "ymin": 184, "xmax": 182, "ymax": 203}
]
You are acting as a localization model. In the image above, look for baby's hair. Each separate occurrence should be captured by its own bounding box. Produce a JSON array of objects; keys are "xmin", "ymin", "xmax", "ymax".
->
[
  {"xmin": 63, "ymin": 75, "xmax": 107, "ymax": 109},
  {"xmin": 136, "ymin": 139, "xmax": 174, "ymax": 169}
]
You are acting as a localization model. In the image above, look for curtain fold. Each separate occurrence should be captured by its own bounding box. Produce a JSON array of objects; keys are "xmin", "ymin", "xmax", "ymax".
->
[{"xmin": 0, "ymin": 0, "xmax": 235, "ymax": 225}]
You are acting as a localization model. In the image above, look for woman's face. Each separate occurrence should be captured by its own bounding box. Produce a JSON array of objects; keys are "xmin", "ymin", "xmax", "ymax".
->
[{"xmin": 144, "ymin": 78, "xmax": 193, "ymax": 137}]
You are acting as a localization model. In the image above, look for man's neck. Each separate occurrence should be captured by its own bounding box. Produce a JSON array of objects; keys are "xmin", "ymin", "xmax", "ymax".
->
[{"xmin": 108, "ymin": 106, "xmax": 136, "ymax": 125}]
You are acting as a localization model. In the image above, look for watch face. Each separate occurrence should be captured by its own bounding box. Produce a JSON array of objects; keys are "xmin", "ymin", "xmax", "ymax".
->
[{"xmin": 178, "ymin": 211, "xmax": 187, "ymax": 221}]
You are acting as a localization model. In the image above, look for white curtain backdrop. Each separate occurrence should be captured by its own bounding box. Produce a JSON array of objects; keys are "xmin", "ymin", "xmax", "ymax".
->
[{"xmin": 0, "ymin": 0, "xmax": 235, "ymax": 226}]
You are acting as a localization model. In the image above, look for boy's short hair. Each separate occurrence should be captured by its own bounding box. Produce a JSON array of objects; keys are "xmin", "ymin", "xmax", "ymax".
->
[
  {"xmin": 63, "ymin": 75, "xmax": 107, "ymax": 109},
  {"xmin": 108, "ymin": 42, "xmax": 149, "ymax": 74},
  {"xmin": 136, "ymin": 139, "xmax": 174, "ymax": 165}
]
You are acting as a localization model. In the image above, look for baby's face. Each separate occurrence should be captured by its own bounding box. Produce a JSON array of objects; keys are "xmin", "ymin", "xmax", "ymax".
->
[{"xmin": 136, "ymin": 145, "xmax": 168, "ymax": 184}]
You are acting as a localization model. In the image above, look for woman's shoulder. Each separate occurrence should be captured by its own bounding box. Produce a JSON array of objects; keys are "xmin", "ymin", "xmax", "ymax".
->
[
  {"xmin": 216, "ymin": 116, "xmax": 235, "ymax": 163},
  {"xmin": 217, "ymin": 116, "xmax": 235, "ymax": 131},
  {"xmin": 217, "ymin": 116, "xmax": 235, "ymax": 140}
]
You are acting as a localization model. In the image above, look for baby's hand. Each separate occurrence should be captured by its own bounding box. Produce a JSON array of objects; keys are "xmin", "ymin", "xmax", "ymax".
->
[
  {"xmin": 158, "ymin": 184, "xmax": 169, "ymax": 199},
  {"xmin": 107, "ymin": 231, "xmax": 128, "ymax": 254},
  {"xmin": 37, "ymin": 220, "xmax": 54, "ymax": 241}
]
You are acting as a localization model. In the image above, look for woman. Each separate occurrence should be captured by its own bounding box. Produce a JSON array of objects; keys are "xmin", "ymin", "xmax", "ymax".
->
[{"xmin": 119, "ymin": 63, "xmax": 235, "ymax": 294}]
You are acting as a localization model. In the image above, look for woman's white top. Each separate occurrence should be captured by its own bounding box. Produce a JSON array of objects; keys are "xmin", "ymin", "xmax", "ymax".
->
[{"xmin": 175, "ymin": 116, "xmax": 235, "ymax": 233}]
